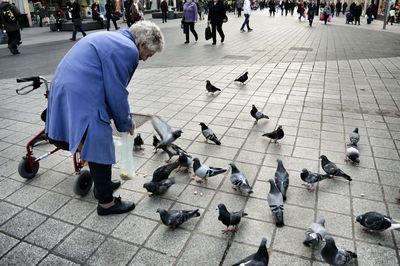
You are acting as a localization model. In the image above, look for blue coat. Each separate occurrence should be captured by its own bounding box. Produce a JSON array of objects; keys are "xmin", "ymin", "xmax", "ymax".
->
[{"xmin": 46, "ymin": 29, "xmax": 139, "ymax": 164}]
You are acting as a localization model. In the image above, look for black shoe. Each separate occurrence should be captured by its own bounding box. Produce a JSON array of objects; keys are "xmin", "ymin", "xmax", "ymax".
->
[
  {"xmin": 195, "ymin": 35, "xmax": 198, "ymax": 41},
  {"xmin": 94, "ymin": 180, "xmax": 121, "ymax": 199},
  {"xmin": 97, "ymin": 196, "xmax": 135, "ymax": 216},
  {"xmin": 221, "ymin": 36, "xmax": 224, "ymax": 43},
  {"xmin": 184, "ymin": 41, "xmax": 189, "ymax": 44},
  {"xmin": 212, "ymin": 42, "xmax": 216, "ymax": 45},
  {"xmin": 70, "ymin": 38, "xmax": 76, "ymax": 41},
  {"xmin": 248, "ymin": 28, "xmax": 253, "ymax": 32}
]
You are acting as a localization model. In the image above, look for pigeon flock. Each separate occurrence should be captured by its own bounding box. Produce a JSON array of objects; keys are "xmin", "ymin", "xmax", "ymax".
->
[{"xmin": 125, "ymin": 73, "xmax": 398, "ymax": 265}]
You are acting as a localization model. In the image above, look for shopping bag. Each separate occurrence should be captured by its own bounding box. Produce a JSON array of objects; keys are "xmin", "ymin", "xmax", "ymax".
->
[
  {"xmin": 114, "ymin": 133, "xmax": 135, "ymax": 180},
  {"xmin": 328, "ymin": 15, "xmax": 331, "ymax": 22},
  {"xmin": 205, "ymin": 24, "xmax": 212, "ymax": 40}
]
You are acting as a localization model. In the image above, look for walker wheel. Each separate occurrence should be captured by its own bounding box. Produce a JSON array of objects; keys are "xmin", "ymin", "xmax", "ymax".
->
[
  {"xmin": 73, "ymin": 170, "xmax": 93, "ymax": 196},
  {"xmin": 18, "ymin": 156, "xmax": 39, "ymax": 179}
]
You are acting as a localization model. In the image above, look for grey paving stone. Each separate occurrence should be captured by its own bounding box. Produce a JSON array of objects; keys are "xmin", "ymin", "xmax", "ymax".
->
[
  {"xmin": 177, "ymin": 185, "xmax": 216, "ymax": 209},
  {"xmin": 284, "ymin": 204, "xmax": 314, "ymax": 229},
  {"xmin": 0, "ymin": 232, "xmax": 19, "ymax": 257},
  {"xmin": 316, "ymin": 210, "xmax": 353, "ymax": 239},
  {"xmin": 351, "ymin": 181, "xmax": 384, "ymax": 202},
  {"xmin": 0, "ymin": 178, "xmax": 24, "ymax": 200},
  {"xmin": 176, "ymin": 234, "xmax": 227, "ymax": 265},
  {"xmin": 0, "ymin": 242, "xmax": 47, "ymax": 265},
  {"xmin": 272, "ymin": 226, "xmax": 312, "ymax": 258},
  {"xmin": 268, "ymin": 251, "xmax": 311, "ymax": 266},
  {"xmin": 38, "ymin": 254, "xmax": 80, "ymax": 266},
  {"xmin": 356, "ymin": 241, "xmax": 399, "ymax": 266},
  {"xmin": 0, "ymin": 201, "xmax": 22, "ymax": 225},
  {"xmin": 28, "ymin": 170, "xmax": 69, "ymax": 189},
  {"xmin": 51, "ymin": 176, "xmax": 77, "ymax": 197},
  {"xmin": 53, "ymin": 199, "xmax": 96, "ymax": 224},
  {"xmin": 25, "ymin": 218, "xmax": 75, "ymax": 249},
  {"xmin": 129, "ymin": 248, "xmax": 176, "ymax": 266},
  {"xmin": 0, "ymin": 209, "xmax": 46, "ymax": 238},
  {"xmin": 81, "ymin": 211, "xmax": 128, "ymax": 235},
  {"xmin": 28, "ymin": 191, "xmax": 71, "ymax": 215},
  {"xmin": 5, "ymin": 184, "xmax": 47, "ymax": 207},
  {"xmin": 144, "ymin": 226, "xmax": 191, "ymax": 256},
  {"xmin": 112, "ymin": 214, "xmax": 158, "ymax": 245},
  {"xmin": 87, "ymin": 238, "xmax": 138, "ymax": 266},
  {"xmin": 133, "ymin": 195, "xmax": 175, "ymax": 221},
  {"xmin": 55, "ymin": 228, "xmax": 105, "ymax": 263},
  {"xmin": 352, "ymin": 198, "xmax": 386, "ymax": 218},
  {"xmin": 233, "ymin": 217, "xmax": 275, "ymax": 247}
]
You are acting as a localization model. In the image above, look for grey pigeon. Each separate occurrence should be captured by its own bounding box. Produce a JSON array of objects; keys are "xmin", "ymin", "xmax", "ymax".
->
[
  {"xmin": 151, "ymin": 116, "xmax": 182, "ymax": 150},
  {"xmin": 229, "ymin": 162, "xmax": 253, "ymax": 194},
  {"xmin": 178, "ymin": 153, "xmax": 193, "ymax": 171},
  {"xmin": 274, "ymin": 159, "xmax": 289, "ymax": 201},
  {"xmin": 345, "ymin": 147, "xmax": 360, "ymax": 164},
  {"xmin": 206, "ymin": 80, "xmax": 221, "ymax": 94},
  {"xmin": 303, "ymin": 217, "xmax": 329, "ymax": 247},
  {"xmin": 152, "ymin": 161, "xmax": 179, "ymax": 182},
  {"xmin": 234, "ymin": 71, "xmax": 248, "ymax": 84},
  {"xmin": 199, "ymin": 122, "xmax": 221, "ymax": 145},
  {"xmin": 143, "ymin": 178, "xmax": 175, "ymax": 195},
  {"xmin": 251, "ymin": 104, "xmax": 269, "ymax": 123},
  {"xmin": 300, "ymin": 168, "xmax": 331, "ymax": 191},
  {"xmin": 262, "ymin": 125, "xmax": 284, "ymax": 143},
  {"xmin": 321, "ymin": 235, "xmax": 357, "ymax": 265},
  {"xmin": 133, "ymin": 133, "xmax": 144, "ymax": 151},
  {"xmin": 217, "ymin": 203, "xmax": 248, "ymax": 233},
  {"xmin": 157, "ymin": 208, "xmax": 200, "ymax": 229},
  {"xmin": 320, "ymin": 155, "xmax": 352, "ymax": 181},
  {"xmin": 192, "ymin": 158, "xmax": 227, "ymax": 182},
  {"xmin": 348, "ymin": 128, "xmax": 360, "ymax": 147},
  {"xmin": 356, "ymin": 211, "xmax": 400, "ymax": 232},
  {"xmin": 163, "ymin": 143, "xmax": 187, "ymax": 162},
  {"xmin": 267, "ymin": 179, "xmax": 284, "ymax": 227},
  {"xmin": 232, "ymin": 238, "xmax": 269, "ymax": 266}
]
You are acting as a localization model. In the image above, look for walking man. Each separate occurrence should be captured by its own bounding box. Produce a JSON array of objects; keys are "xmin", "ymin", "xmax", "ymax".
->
[
  {"xmin": 0, "ymin": 0, "xmax": 22, "ymax": 54},
  {"xmin": 70, "ymin": 0, "xmax": 86, "ymax": 41},
  {"xmin": 160, "ymin": 0, "xmax": 168, "ymax": 22},
  {"xmin": 240, "ymin": 0, "xmax": 252, "ymax": 32}
]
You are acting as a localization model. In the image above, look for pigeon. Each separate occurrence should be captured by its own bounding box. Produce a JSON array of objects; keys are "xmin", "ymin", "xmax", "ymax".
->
[
  {"xmin": 267, "ymin": 179, "xmax": 284, "ymax": 227},
  {"xmin": 206, "ymin": 80, "xmax": 221, "ymax": 94},
  {"xmin": 274, "ymin": 159, "xmax": 289, "ymax": 201},
  {"xmin": 321, "ymin": 235, "xmax": 357, "ymax": 265},
  {"xmin": 178, "ymin": 153, "xmax": 193, "ymax": 171},
  {"xmin": 199, "ymin": 122, "xmax": 221, "ymax": 145},
  {"xmin": 163, "ymin": 143, "xmax": 187, "ymax": 162},
  {"xmin": 229, "ymin": 162, "xmax": 253, "ymax": 194},
  {"xmin": 217, "ymin": 203, "xmax": 248, "ymax": 233},
  {"xmin": 300, "ymin": 168, "xmax": 331, "ymax": 191},
  {"xmin": 303, "ymin": 217, "xmax": 329, "ymax": 247},
  {"xmin": 262, "ymin": 125, "xmax": 284, "ymax": 143},
  {"xmin": 234, "ymin": 71, "xmax": 248, "ymax": 84},
  {"xmin": 348, "ymin": 128, "xmax": 360, "ymax": 147},
  {"xmin": 356, "ymin": 211, "xmax": 400, "ymax": 232},
  {"xmin": 320, "ymin": 155, "xmax": 352, "ymax": 181},
  {"xmin": 152, "ymin": 135, "xmax": 160, "ymax": 152},
  {"xmin": 143, "ymin": 178, "xmax": 175, "ymax": 195},
  {"xmin": 192, "ymin": 158, "xmax": 227, "ymax": 182},
  {"xmin": 152, "ymin": 161, "xmax": 179, "ymax": 182},
  {"xmin": 345, "ymin": 147, "xmax": 360, "ymax": 164},
  {"xmin": 157, "ymin": 208, "xmax": 200, "ymax": 229},
  {"xmin": 251, "ymin": 104, "xmax": 269, "ymax": 123},
  {"xmin": 133, "ymin": 133, "xmax": 144, "ymax": 151},
  {"xmin": 151, "ymin": 116, "xmax": 182, "ymax": 150},
  {"xmin": 232, "ymin": 238, "xmax": 269, "ymax": 266}
]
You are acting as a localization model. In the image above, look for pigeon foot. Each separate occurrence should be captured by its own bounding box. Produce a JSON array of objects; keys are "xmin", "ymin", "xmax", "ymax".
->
[{"xmin": 396, "ymin": 197, "xmax": 400, "ymax": 204}]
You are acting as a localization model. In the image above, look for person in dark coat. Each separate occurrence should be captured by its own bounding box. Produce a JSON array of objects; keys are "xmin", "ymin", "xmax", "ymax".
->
[
  {"xmin": 349, "ymin": 1, "xmax": 355, "ymax": 15},
  {"xmin": 330, "ymin": 1, "xmax": 335, "ymax": 17},
  {"xmin": 307, "ymin": 1, "xmax": 316, "ymax": 26},
  {"xmin": 365, "ymin": 4, "xmax": 372, "ymax": 24},
  {"xmin": 124, "ymin": 0, "xmax": 133, "ymax": 26},
  {"xmin": 69, "ymin": 0, "xmax": 86, "ymax": 41},
  {"xmin": 335, "ymin": 0, "xmax": 341, "ymax": 16},
  {"xmin": 91, "ymin": 0, "xmax": 104, "ymax": 28},
  {"xmin": 0, "ymin": 0, "xmax": 21, "ymax": 54},
  {"xmin": 105, "ymin": 0, "xmax": 119, "ymax": 31},
  {"xmin": 160, "ymin": 0, "xmax": 168, "ymax": 22},
  {"xmin": 208, "ymin": 0, "xmax": 226, "ymax": 45},
  {"xmin": 268, "ymin": 0, "xmax": 275, "ymax": 15},
  {"xmin": 55, "ymin": 7, "xmax": 64, "ymax": 31},
  {"xmin": 342, "ymin": 1, "xmax": 347, "ymax": 14},
  {"xmin": 353, "ymin": 1, "xmax": 361, "ymax": 25},
  {"xmin": 297, "ymin": 1, "xmax": 305, "ymax": 20}
]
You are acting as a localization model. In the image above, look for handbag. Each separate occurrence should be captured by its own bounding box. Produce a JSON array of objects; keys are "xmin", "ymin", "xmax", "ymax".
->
[
  {"xmin": 223, "ymin": 14, "xmax": 228, "ymax": 23},
  {"xmin": 132, "ymin": 12, "xmax": 141, "ymax": 22},
  {"xmin": 0, "ymin": 30, "xmax": 7, "ymax": 45},
  {"xmin": 205, "ymin": 24, "xmax": 212, "ymax": 40}
]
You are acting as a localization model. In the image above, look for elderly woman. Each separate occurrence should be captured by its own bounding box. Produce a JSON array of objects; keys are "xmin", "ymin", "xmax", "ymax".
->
[
  {"xmin": 183, "ymin": 0, "xmax": 198, "ymax": 44},
  {"xmin": 46, "ymin": 21, "xmax": 164, "ymax": 216}
]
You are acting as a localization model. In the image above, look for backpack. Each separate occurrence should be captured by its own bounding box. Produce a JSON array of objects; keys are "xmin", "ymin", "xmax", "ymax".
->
[{"xmin": 1, "ymin": 4, "xmax": 17, "ymax": 24}]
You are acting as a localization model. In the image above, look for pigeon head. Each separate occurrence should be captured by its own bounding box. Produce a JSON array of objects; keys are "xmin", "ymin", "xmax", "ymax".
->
[
  {"xmin": 355, "ymin": 214, "xmax": 363, "ymax": 224},
  {"xmin": 317, "ymin": 217, "xmax": 326, "ymax": 226},
  {"xmin": 143, "ymin": 182, "xmax": 156, "ymax": 193},
  {"xmin": 217, "ymin": 203, "xmax": 228, "ymax": 212},
  {"xmin": 229, "ymin": 162, "xmax": 239, "ymax": 173},
  {"xmin": 172, "ymin": 130, "xmax": 183, "ymax": 138},
  {"xmin": 300, "ymin": 169, "xmax": 309, "ymax": 181},
  {"xmin": 275, "ymin": 211, "xmax": 284, "ymax": 227},
  {"xmin": 136, "ymin": 133, "xmax": 141, "ymax": 137},
  {"xmin": 244, "ymin": 71, "xmax": 248, "ymax": 75},
  {"xmin": 353, "ymin": 128, "xmax": 359, "ymax": 133},
  {"xmin": 199, "ymin": 122, "xmax": 208, "ymax": 131},
  {"xmin": 319, "ymin": 155, "xmax": 328, "ymax": 161},
  {"xmin": 156, "ymin": 208, "xmax": 167, "ymax": 214},
  {"xmin": 301, "ymin": 168, "xmax": 308, "ymax": 174},
  {"xmin": 277, "ymin": 125, "xmax": 283, "ymax": 130},
  {"xmin": 206, "ymin": 80, "xmax": 210, "ymax": 85},
  {"xmin": 303, "ymin": 232, "xmax": 320, "ymax": 247},
  {"xmin": 323, "ymin": 235, "xmax": 336, "ymax": 247}
]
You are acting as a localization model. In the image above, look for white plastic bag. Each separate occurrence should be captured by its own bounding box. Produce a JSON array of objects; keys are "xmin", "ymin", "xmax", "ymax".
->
[{"xmin": 114, "ymin": 133, "xmax": 135, "ymax": 180}]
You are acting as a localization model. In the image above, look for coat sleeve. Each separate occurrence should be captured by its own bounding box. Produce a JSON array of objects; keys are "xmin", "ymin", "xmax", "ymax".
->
[{"xmin": 101, "ymin": 51, "xmax": 138, "ymax": 132}]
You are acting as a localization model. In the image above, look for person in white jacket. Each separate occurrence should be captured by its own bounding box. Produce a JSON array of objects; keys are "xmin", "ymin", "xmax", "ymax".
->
[{"xmin": 240, "ymin": 0, "xmax": 253, "ymax": 32}]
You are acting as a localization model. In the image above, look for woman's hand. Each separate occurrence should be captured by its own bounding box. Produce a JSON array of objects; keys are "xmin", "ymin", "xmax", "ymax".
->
[{"xmin": 129, "ymin": 119, "xmax": 136, "ymax": 135}]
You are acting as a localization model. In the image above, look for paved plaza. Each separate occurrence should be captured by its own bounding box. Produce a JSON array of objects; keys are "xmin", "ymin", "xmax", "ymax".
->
[{"xmin": 0, "ymin": 11, "xmax": 400, "ymax": 265}]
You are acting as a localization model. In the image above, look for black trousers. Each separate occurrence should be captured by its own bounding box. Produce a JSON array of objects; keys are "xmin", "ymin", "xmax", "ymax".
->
[
  {"xmin": 211, "ymin": 22, "xmax": 224, "ymax": 44},
  {"xmin": 88, "ymin": 162, "xmax": 114, "ymax": 204},
  {"xmin": 162, "ymin": 11, "xmax": 168, "ymax": 22},
  {"xmin": 7, "ymin": 30, "xmax": 21, "ymax": 50},
  {"xmin": 184, "ymin": 22, "xmax": 198, "ymax": 42},
  {"xmin": 106, "ymin": 17, "xmax": 118, "ymax": 30}
]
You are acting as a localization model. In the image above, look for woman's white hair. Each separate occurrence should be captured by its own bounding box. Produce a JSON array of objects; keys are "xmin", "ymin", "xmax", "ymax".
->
[{"xmin": 129, "ymin": 21, "xmax": 164, "ymax": 54}]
